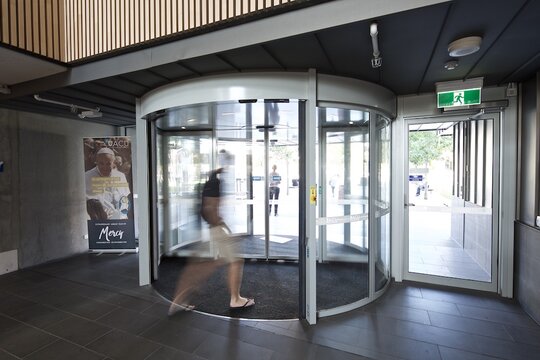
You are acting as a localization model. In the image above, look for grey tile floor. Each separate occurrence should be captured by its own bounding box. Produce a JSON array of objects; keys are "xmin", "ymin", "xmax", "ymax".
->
[
  {"xmin": 409, "ymin": 206, "xmax": 491, "ymax": 282},
  {"xmin": 1, "ymin": 253, "xmax": 539, "ymax": 359},
  {"xmin": 409, "ymin": 237, "xmax": 491, "ymax": 282}
]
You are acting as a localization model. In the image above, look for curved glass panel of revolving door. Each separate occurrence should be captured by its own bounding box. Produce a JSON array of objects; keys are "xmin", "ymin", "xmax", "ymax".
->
[
  {"xmin": 317, "ymin": 107, "xmax": 370, "ymax": 310},
  {"xmin": 156, "ymin": 133, "xmax": 212, "ymax": 258},
  {"xmin": 376, "ymin": 115, "xmax": 391, "ymax": 291}
]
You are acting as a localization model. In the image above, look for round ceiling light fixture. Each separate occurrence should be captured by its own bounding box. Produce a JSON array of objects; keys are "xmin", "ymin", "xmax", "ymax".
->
[
  {"xmin": 448, "ymin": 36, "xmax": 482, "ymax": 57},
  {"xmin": 444, "ymin": 60, "xmax": 459, "ymax": 70}
]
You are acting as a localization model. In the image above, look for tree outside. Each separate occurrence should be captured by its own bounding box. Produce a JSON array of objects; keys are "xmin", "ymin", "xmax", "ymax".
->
[
  {"xmin": 409, "ymin": 130, "xmax": 453, "ymax": 200},
  {"xmin": 409, "ymin": 130, "xmax": 452, "ymax": 168}
]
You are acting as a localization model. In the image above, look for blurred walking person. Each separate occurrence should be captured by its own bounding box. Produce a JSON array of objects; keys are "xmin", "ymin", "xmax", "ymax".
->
[{"xmin": 169, "ymin": 151, "xmax": 255, "ymax": 315}]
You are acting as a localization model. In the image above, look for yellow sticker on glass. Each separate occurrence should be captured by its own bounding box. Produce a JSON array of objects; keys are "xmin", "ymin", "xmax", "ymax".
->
[{"xmin": 310, "ymin": 185, "xmax": 317, "ymax": 205}]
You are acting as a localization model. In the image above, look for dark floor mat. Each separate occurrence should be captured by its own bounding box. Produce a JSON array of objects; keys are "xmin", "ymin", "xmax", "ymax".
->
[{"xmin": 154, "ymin": 257, "xmax": 374, "ymax": 319}]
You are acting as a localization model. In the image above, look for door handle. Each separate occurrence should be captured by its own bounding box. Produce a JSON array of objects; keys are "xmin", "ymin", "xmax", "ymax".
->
[{"xmin": 405, "ymin": 203, "xmax": 415, "ymax": 207}]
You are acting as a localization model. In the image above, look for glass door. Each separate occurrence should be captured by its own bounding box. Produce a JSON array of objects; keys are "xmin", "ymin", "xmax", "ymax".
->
[
  {"xmin": 405, "ymin": 115, "xmax": 499, "ymax": 291},
  {"xmin": 267, "ymin": 102, "xmax": 300, "ymax": 259},
  {"xmin": 156, "ymin": 132, "xmax": 212, "ymax": 257},
  {"xmin": 317, "ymin": 107, "xmax": 371, "ymax": 312},
  {"xmin": 215, "ymin": 101, "xmax": 300, "ymax": 260},
  {"xmin": 319, "ymin": 124, "xmax": 370, "ymax": 261}
]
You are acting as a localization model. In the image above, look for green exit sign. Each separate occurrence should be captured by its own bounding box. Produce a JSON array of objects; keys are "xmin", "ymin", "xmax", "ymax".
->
[{"xmin": 437, "ymin": 88, "xmax": 481, "ymax": 108}]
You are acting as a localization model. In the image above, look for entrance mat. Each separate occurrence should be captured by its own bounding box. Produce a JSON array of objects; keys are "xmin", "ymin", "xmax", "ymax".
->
[{"xmin": 154, "ymin": 257, "xmax": 372, "ymax": 319}]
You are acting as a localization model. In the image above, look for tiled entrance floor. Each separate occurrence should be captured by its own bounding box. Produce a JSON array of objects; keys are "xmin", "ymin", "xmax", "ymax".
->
[{"xmin": 1, "ymin": 253, "xmax": 539, "ymax": 359}]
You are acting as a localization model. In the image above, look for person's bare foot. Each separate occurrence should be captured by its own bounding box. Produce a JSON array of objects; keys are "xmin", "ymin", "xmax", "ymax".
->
[
  {"xmin": 230, "ymin": 297, "xmax": 255, "ymax": 309},
  {"xmin": 168, "ymin": 302, "xmax": 195, "ymax": 316},
  {"xmin": 168, "ymin": 288, "xmax": 194, "ymax": 316}
]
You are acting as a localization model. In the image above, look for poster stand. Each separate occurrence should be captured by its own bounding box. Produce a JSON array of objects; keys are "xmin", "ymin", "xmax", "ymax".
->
[{"xmin": 83, "ymin": 136, "xmax": 137, "ymax": 252}]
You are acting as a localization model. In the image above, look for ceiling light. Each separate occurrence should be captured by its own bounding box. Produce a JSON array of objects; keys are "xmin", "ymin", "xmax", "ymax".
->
[
  {"xmin": 444, "ymin": 60, "xmax": 459, "ymax": 70},
  {"xmin": 448, "ymin": 36, "xmax": 482, "ymax": 57}
]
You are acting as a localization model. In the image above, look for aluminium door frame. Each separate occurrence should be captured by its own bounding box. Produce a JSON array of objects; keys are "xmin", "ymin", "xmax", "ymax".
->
[{"xmin": 403, "ymin": 113, "xmax": 500, "ymax": 292}]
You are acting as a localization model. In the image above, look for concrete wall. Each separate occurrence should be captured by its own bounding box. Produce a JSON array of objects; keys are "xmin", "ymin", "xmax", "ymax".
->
[
  {"xmin": 519, "ymin": 76, "xmax": 538, "ymax": 224},
  {"xmin": 516, "ymin": 73, "xmax": 540, "ymax": 323},
  {"xmin": 0, "ymin": 111, "xmax": 20, "ymax": 268},
  {"xmin": 515, "ymin": 222, "xmax": 540, "ymax": 324},
  {"xmin": 0, "ymin": 108, "xmax": 116, "ymax": 270}
]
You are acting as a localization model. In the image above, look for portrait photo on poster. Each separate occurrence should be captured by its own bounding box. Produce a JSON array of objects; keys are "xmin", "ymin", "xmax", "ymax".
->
[
  {"xmin": 83, "ymin": 136, "xmax": 136, "ymax": 250},
  {"xmin": 83, "ymin": 137, "xmax": 134, "ymax": 221}
]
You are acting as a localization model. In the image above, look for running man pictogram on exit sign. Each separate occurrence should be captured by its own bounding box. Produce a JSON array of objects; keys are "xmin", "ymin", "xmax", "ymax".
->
[{"xmin": 437, "ymin": 88, "xmax": 481, "ymax": 108}]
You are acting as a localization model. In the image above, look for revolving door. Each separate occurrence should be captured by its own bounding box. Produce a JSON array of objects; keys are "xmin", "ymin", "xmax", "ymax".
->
[
  {"xmin": 141, "ymin": 72, "xmax": 395, "ymax": 322},
  {"xmin": 155, "ymin": 101, "xmax": 302, "ymax": 261}
]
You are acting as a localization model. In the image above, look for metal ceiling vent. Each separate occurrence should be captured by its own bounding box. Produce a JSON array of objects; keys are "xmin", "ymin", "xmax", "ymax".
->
[
  {"xmin": 448, "ymin": 36, "xmax": 482, "ymax": 57},
  {"xmin": 370, "ymin": 22, "xmax": 382, "ymax": 68}
]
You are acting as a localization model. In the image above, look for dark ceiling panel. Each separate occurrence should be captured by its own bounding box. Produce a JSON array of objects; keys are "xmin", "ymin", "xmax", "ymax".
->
[
  {"xmin": 95, "ymin": 77, "xmax": 150, "ymax": 96},
  {"xmin": 262, "ymin": 33, "xmax": 334, "ymax": 72},
  {"xmin": 504, "ymin": 54, "xmax": 540, "ymax": 85},
  {"xmin": 71, "ymin": 82, "xmax": 137, "ymax": 104},
  {"xmin": 469, "ymin": 0, "xmax": 540, "ymax": 85},
  {"xmin": 150, "ymin": 62, "xmax": 198, "ymax": 81},
  {"xmin": 181, "ymin": 54, "xmax": 238, "ymax": 74},
  {"xmin": 49, "ymin": 88, "xmax": 135, "ymax": 112},
  {"xmin": 420, "ymin": 0, "xmax": 529, "ymax": 92},
  {"xmin": 122, "ymin": 70, "xmax": 170, "ymax": 88},
  {"xmin": 220, "ymin": 45, "xmax": 284, "ymax": 70},
  {"xmin": 376, "ymin": 3, "xmax": 451, "ymax": 94}
]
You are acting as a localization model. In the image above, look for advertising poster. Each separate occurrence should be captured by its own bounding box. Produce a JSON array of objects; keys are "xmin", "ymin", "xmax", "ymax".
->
[{"xmin": 83, "ymin": 137, "xmax": 136, "ymax": 250}]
